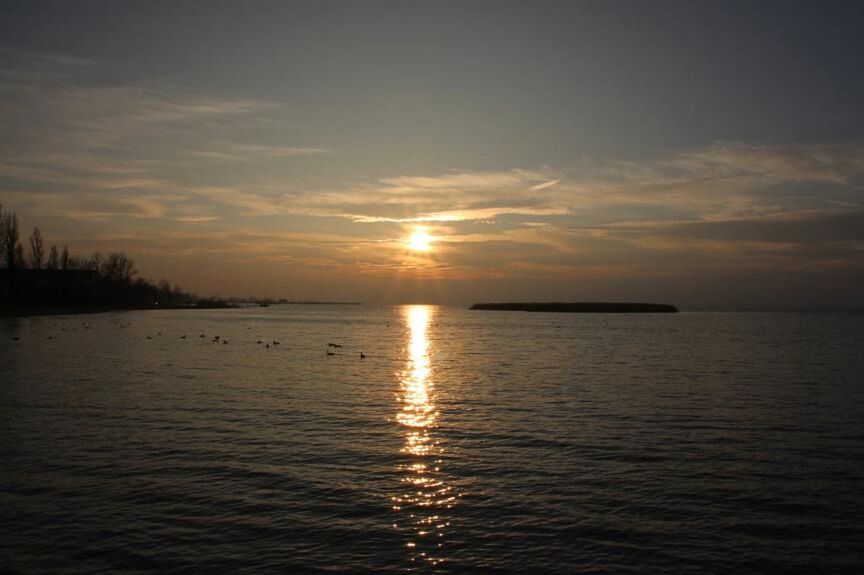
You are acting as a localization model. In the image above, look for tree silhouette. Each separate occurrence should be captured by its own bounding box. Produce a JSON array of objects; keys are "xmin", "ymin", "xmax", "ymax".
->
[
  {"xmin": 87, "ymin": 252, "xmax": 104, "ymax": 273},
  {"xmin": 47, "ymin": 245, "xmax": 59, "ymax": 270},
  {"xmin": 103, "ymin": 252, "xmax": 137, "ymax": 284},
  {"xmin": 29, "ymin": 227, "xmax": 45, "ymax": 269},
  {"xmin": 60, "ymin": 245, "xmax": 70, "ymax": 270},
  {"xmin": 2, "ymin": 208, "xmax": 24, "ymax": 270},
  {"xmin": 1, "ymin": 203, "xmax": 200, "ymax": 309}
]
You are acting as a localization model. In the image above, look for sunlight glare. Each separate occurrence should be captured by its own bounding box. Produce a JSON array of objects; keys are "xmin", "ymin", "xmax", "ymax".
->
[
  {"xmin": 393, "ymin": 305, "xmax": 456, "ymax": 567},
  {"xmin": 408, "ymin": 227, "xmax": 432, "ymax": 252}
]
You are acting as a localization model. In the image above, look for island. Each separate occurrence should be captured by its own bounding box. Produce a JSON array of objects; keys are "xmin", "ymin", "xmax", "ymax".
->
[{"xmin": 469, "ymin": 302, "xmax": 678, "ymax": 313}]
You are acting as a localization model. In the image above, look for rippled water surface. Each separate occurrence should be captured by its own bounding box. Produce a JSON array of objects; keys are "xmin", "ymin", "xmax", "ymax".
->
[{"xmin": 2, "ymin": 306, "xmax": 863, "ymax": 574}]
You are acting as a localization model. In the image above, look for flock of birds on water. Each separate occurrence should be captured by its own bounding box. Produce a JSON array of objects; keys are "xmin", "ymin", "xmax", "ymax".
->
[{"xmin": 8, "ymin": 321, "xmax": 367, "ymax": 359}]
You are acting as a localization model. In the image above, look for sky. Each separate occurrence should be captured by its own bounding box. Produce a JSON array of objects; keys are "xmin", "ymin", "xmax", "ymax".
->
[{"xmin": 1, "ymin": 0, "xmax": 863, "ymax": 307}]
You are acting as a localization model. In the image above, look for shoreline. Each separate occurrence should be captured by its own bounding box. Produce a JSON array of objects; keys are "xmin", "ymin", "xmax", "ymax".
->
[
  {"xmin": 0, "ymin": 301, "xmax": 365, "ymax": 318},
  {"xmin": 0, "ymin": 303, "xmax": 236, "ymax": 318}
]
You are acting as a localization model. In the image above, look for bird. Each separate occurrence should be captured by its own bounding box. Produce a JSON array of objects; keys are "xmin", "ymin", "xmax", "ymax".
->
[
  {"xmin": 272, "ymin": 340, "xmax": 280, "ymax": 345},
  {"xmin": 360, "ymin": 351, "xmax": 366, "ymax": 359},
  {"xmin": 147, "ymin": 336, "xmax": 152, "ymax": 340},
  {"xmin": 326, "ymin": 350, "xmax": 335, "ymax": 356},
  {"xmin": 180, "ymin": 335, "xmax": 186, "ymax": 339},
  {"xmin": 266, "ymin": 343, "xmax": 270, "ymax": 349},
  {"xmin": 199, "ymin": 334, "xmax": 205, "ymax": 338}
]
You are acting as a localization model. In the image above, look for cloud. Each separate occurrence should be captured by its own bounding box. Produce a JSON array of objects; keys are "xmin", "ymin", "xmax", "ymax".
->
[
  {"xmin": 1, "ymin": 51, "xmax": 862, "ymax": 294},
  {"xmin": 279, "ymin": 168, "xmax": 569, "ymax": 222},
  {"xmin": 172, "ymin": 216, "xmax": 221, "ymax": 223},
  {"xmin": 530, "ymin": 178, "xmax": 561, "ymax": 191},
  {"xmin": 0, "ymin": 48, "xmax": 327, "ymax": 220},
  {"xmin": 185, "ymin": 144, "xmax": 330, "ymax": 163}
]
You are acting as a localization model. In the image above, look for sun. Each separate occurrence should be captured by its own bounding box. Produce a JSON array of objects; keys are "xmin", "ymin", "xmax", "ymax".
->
[{"xmin": 407, "ymin": 227, "xmax": 432, "ymax": 252}]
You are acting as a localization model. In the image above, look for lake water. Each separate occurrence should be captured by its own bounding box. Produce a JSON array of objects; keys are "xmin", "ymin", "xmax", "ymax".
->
[{"xmin": 2, "ymin": 306, "xmax": 863, "ymax": 574}]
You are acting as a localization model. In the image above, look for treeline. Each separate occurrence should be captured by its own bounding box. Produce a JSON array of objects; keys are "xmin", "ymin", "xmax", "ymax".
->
[{"xmin": 1, "ymin": 203, "xmax": 203, "ymax": 308}]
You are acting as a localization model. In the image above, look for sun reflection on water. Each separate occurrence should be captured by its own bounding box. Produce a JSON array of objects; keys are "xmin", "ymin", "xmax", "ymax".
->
[{"xmin": 392, "ymin": 305, "xmax": 457, "ymax": 567}]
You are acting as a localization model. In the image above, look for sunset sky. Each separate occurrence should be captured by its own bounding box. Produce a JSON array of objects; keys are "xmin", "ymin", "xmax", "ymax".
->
[{"xmin": 2, "ymin": 1, "xmax": 863, "ymax": 307}]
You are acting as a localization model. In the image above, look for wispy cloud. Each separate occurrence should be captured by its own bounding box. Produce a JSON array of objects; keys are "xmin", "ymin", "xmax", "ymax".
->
[
  {"xmin": 172, "ymin": 216, "xmax": 221, "ymax": 223},
  {"xmin": 530, "ymin": 178, "xmax": 561, "ymax": 191},
  {"xmin": 281, "ymin": 168, "xmax": 568, "ymax": 222},
  {"xmin": 0, "ymin": 48, "xmax": 327, "ymax": 220},
  {"xmin": 185, "ymin": 144, "xmax": 330, "ymax": 163}
]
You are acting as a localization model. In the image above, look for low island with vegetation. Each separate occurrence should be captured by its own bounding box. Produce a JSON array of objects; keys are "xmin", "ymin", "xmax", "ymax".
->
[{"xmin": 469, "ymin": 302, "xmax": 679, "ymax": 313}]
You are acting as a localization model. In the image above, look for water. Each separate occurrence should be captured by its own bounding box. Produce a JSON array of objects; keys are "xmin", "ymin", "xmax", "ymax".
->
[{"xmin": 2, "ymin": 306, "xmax": 863, "ymax": 574}]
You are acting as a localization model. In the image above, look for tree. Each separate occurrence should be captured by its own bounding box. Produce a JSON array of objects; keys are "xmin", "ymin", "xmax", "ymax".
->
[
  {"xmin": 29, "ymin": 227, "xmax": 45, "ymax": 269},
  {"xmin": 157, "ymin": 278, "xmax": 172, "ymax": 304},
  {"xmin": 173, "ymin": 283, "xmax": 186, "ymax": 304},
  {"xmin": 14, "ymin": 243, "xmax": 25, "ymax": 269},
  {"xmin": 47, "ymin": 245, "xmax": 59, "ymax": 270},
  {"xmin": 2, "ymin": 209, "xmax": 24, "ymax": 270},
  {"xmin": 60, "ymin": 245, "xmax": 69, "ymax": 270},
  {"xmin": 67, "ymin": 256, "xmax": 84, "ymax": 270},
  {"xmin": 103, "ymin": 252, "xmax": 137, "ymax": 284},
  {"xmin": 87, "ymin": 252, "xmax": 104, "ymax": 273}
]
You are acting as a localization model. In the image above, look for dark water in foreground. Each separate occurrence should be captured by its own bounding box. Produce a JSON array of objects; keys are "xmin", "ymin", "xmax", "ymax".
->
[{"xmin": 2, "ymin": 306, "xmax": 863, "ymax": 574}]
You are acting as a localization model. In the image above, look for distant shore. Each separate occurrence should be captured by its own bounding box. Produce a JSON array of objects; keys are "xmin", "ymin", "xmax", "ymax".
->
[
  {"xmin": 0, "ymin": 301, "xmax": 366, "ymax": 318},
  {"xmin": 277, "ymin": 301, "xmax": 362, "ymax": 305},
  {"xmin": 469, "ymin": 302, "xmax": 679, "ymax": 313},
  {"xmin": 0, "ymin": 301, "xmax": 236, "ymax": 318}
]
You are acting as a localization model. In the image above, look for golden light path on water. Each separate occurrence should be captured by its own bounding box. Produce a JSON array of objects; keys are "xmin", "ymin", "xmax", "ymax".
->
[{"xmin": 393, "ymin": 305, "xmax": 457, "ymax": 567}]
